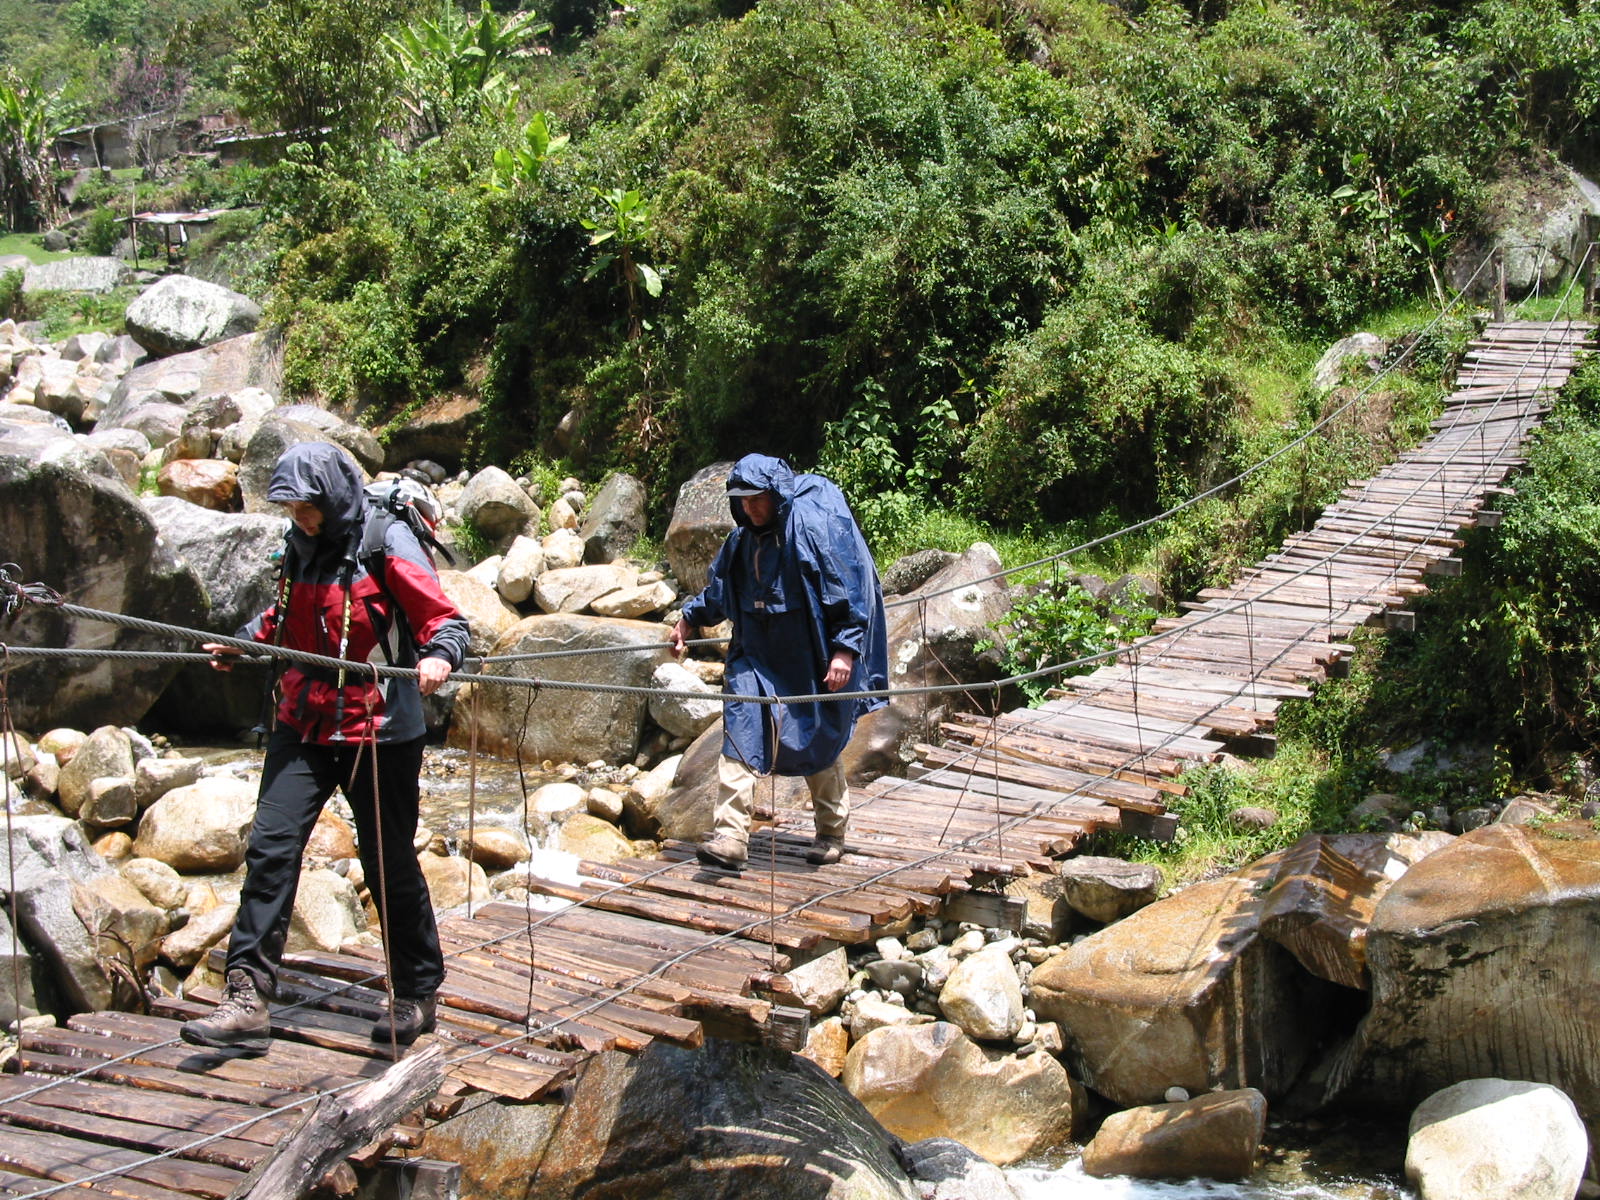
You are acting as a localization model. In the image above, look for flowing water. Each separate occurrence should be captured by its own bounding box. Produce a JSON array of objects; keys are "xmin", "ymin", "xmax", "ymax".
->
[{"xmin": 1005, "ymin": 1120, "xmax": 1416, "ymax": 1200}]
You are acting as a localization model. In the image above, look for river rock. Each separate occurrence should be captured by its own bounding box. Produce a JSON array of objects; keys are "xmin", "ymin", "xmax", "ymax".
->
[
  {"xmin": 540, "ymin": 528, "xmax": 585, "ymax": 571},
  {"xmin": 285, "ymin": 868, "xmax": 366, "ymax": 953},
  {"xmin": 788, "ymin": 947, "xmax": 850, "ymax": 1015},
  {"xmin": 133, "ymin": 755, "xmax": 204, "ymax": 810},
  {"xmin": 304, "ymin": 810, "xmax": 357, "ymax": 863},
  {"xmin": 124, "ymin": 274, "xmax": 262, "ymax": 357},
  {"xmin": 1256, "ymin": 831, "xmax": 1453, "ymax": 990},
  {"xmin": 116, "ymin": 401, "xmax": 190, "ymax": 447},
  {"xmin": 132, "ymin": 777, "xmax": 257, "ymax": 872},
  {"xmin": 534, "ymin": 563, "xmax": 636, "ymax": 615},
  {"xmin": 530, "ymin": 783, "xmax": 587, "ymax": 817},
  {"xmin": 1082, "ymin": 1088, "xmax": 1268, "ymax": 1180},
  {"xmin": 462, "ymin": 828, "xmax": 530, "ymax": 872},
  {"xmin": 842, "ymin": 1022, "xmax": 1082, "ymax": 1165},
  {"xmin": 1405, "ymin": 1079, "xmax": 1587, "ymax": 1200},
  {"xmin": 437, "ymin": 568, "xmax": 522, "ymax": 656},
  {"xmin": 495, "ymin": 535, "xmax": 544, "ymax": 604},
  {"xmin": 1030, "ymin": 855, "xmax": 1340, "ymax": 1105},
  {"xmin": 551, "ymin": 813, "xmax": 634, "ymax": 864},
  {"xmin": 81, "ymin": 775, "xmax": 139, "ymax": 827},
  {"xmin": 938, "ymin": 945, "xmax": 1024, "ymax": 1041},
  {"xmin": 664, "ymin": 462, "xmax": 737, "ymax": 593},
  {"xmin": 22, "ymin": 256, "xmax": 128, "ymax": 295},
  {"xmin": 801, "ymin": 1015, "xmax": 851, "ymax": 1078},
  {"xmin": 0, "ymin": 732, "xmax": 34, "ymax": 781},
  {"xmin": 459, "ymin": 466, "xmax": 540, "ymax": 540},
  {"xmin": 850, "ymin": 994, "xmax": 936, "ymax": 1039},
  {"xmin": 55, "ymin": 725, "xmax": 136, "ymax": 818},
  {"xmin": 547, "ymin": 496, "xmax": 579, "ymax": 530},
  {"xmin": 0, "ymin": 926, "xmax": 42, "ymax": 1025},
  {"xmin": 900, "ymin": 1138, "xmax": 1020, "ymax": 1200},
  {"xmin": 590, "ymin": 580, "xmax": 675, "ymax": 619},
  {"xmin": 580, "ymin": 472, "xmax": 646, "ymax": 564},
  {"xmin": 61, "ymin": 331, "xmax": 112, "ymax": 363},
  {"xmin": 454, "ymin": 614, "xmax": 669, "ymax": 766},
  {"xmin": 0, "ymin": 439, "xmax": 207, "ymax": 730},
  {"xmin": 620, "ymin": 754, "xmax": 681, "ymax": 835},
  {"xmin": 648, "ymin": 661, "xmax": 722, "ymax": 740},
  {"xmin": 100, "ymin": 333, "xmax": 280, "ymax": 431},
  {"xmin": 77, "ymin": 872, "xmax": 169, "ymax": 972},
  {"xmin": 160, "ymin": 901, "xmax": 239, "ymax": 969},
  {"xmin": 585, "ymin": 787, "xmax": 624, "ymax": 822},
  {"xmin": 1319, "ymin": 821, "xmax": 1600, "ymax": 1157},
  {"xmin": 142, "ymin": 499, "xmax": 287, "ymax": 733},
  {"xmin": 418, "ymin": 1039, "xmax": 919, "ymax": 1199},
  {"xmin": 1057, "ymin": 855, "xmax": 1164, "ymax": 925},
  {"xmin": 847, "ymin": 544, "xmax": 1013, "ymax": 781},
  {"xmin": 419, "ymin": 854, "xmax": 490, "ymax": 910},
  {"xmin": 3, "ymin": 815, "xmax": 119, "ymax": 1012},
  {"xmin": 121, "ymin": 858, "xmax": 187, "ymax": 910},
  {"xmin": 156, "ymin": 458, "xmax": 241, "ymax": 510}
]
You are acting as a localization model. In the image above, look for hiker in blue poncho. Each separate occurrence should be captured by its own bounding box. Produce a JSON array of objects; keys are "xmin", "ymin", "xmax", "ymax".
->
[{"xmin": 671, "ymin": 453, "xmax": 889, "ymax": 870}]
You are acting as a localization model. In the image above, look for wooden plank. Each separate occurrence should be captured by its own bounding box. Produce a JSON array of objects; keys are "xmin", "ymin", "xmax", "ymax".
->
[{"xmin": 0, "ymin": 1124, "xmax": 243, "ymax": 1200}]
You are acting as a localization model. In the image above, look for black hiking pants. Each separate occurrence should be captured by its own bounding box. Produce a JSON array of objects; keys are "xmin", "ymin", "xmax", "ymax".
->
[{"xmin": 226, "ymin": 727, "xmax": 444, "ymax": 1000}]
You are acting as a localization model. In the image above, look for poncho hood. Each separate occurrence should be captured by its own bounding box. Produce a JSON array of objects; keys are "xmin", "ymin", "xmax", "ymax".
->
[
  {"xmin": 726, "ymin": 453, "xmax": 795, "ymax": 527},
  {"xmin": 266, "ymin": 442, "xmax": 368, "ymax": 559}
]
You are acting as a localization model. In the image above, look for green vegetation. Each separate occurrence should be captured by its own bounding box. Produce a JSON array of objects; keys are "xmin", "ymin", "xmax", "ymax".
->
[{"xmin": 5, "ymin": 0, "xmax": 1600, "ymax": 879}]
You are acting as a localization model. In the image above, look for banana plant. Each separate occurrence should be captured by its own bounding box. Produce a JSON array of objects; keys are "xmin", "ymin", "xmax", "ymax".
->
[
  {"xmin": 386, "ymin": 2, "xmax": 549, "ymax": 142},
  {"xmin": 0, "ymin": 77, "xmax": 63, "ymax": 231},
  {"xmin": 486, "ymin": 111, "xmax": 568, "ymax": 192},
  {"xmin": 581, "ymin": 187, "xmax": 664, "ymax": 338}
]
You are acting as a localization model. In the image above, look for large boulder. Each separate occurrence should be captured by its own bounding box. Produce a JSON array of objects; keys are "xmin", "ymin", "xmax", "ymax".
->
[
  {"xmin": 848, "ymin": 544, "xmax": 1012, "ymax": 780},
  {"xmin": 663, "ymin": 462, "xmax": 736, "ymax": 594},
  {"xmin": 417, "ymin": 1040, "xmax": 920, "ymax": 1200},
  {"xmin": 436, "ymin": 569, "xmax": 522, "ymax": 657},
  {"xmin": 648, "ymin": 661, "xmax": 722, "ymax": 741},
  {"xmin": 132, "ymin": 777, "xmax": 257, "ymax": 872},
  {"xmin": 453, "ymin": 614, "xmax": 670, "ymax": 765},
  {"xmin": 1255, "ymin": 831, "xmax": 1452, "ymax": 990},
  {"xmin": 580, "ymin": 472, "xmax": 647, "ymax": 565},
  {"xmin": 0, "ymin": 434, "xmax": 207, "ymax": 730},
  {"xmin": 238, "ymin": 424, "xmax": 362, "ymax": 513},
  {"xmin": 123, "ymin": 274, "xmax": 262, "ymax": 357},
  {"xmin": 1406, "ymin": 1079, "xmax": 1587, "ymax": 1200},
  {"xmin": 1029, "ymin": 854, "xmax": 1344, "ymax": 1106},
  {"xmin": 937, "ymin": 945, "xmax": 1024, "ymax": 1042},
  {"xmin": 378, "ymin": 393, "xmax": 476, "ymax": 469},
  {"xmin": 1081, "ymin": 1088, "xmax": 1268, "ymax": 1181},
  {"xmin": 1447, "ymin": 159, "xmax": 1600, "ymax": 300},
  {"xmin": 1320, "ymin": 821, "xmax": 1600, "ymax": 1156},
  {"xmin": 533, "ymin": 563, "xmax": 637, "ymax": 615},
  {"xmin": 21, "ymin": 257, "xmax": 129, "ymax": 295},
  {"xmin": 142, "ymin": 498, "xmax": 286, "ymax": 733},
  {"xmin": 841, "ymin": 1022, "xmax": 1083, "ymax": 1165},
  {"xmin": 458, "ymin": 466, "xmax": 540, "ymax": 541},
  {"xmin": 650, "ymin": 720, "xmax": 810, "ymax": 841},
  {"xmin": 100, "ymin": 331, "xmax": 281, "ymax": 430},
  {"xmin": 55, "ymin": 724, "xmax": 136, "ymax": 818},
  {"xmin": 2, "ymin": 816, "xmax": 120, "ymax": 1014}
]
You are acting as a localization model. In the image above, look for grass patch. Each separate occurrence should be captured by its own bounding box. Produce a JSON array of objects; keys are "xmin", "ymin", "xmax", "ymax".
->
[{"xmin": 0, "ymin": 233, "xmax": 72, "ymax": 264}]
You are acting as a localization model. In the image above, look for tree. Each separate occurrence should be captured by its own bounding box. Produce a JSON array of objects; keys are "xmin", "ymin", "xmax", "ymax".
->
[
  {"xmin": 231, "ymin": 0, "xmax": 410, "ymax": 156},
  {"xmin": 0, "ymin": 78, "xmax": 63, "ymax": 232}
]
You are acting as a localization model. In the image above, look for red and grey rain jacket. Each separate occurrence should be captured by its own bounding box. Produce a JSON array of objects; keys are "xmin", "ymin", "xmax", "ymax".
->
[{"xmin": 240, "ymin": 444, "xmax": 469, "ymax": 745}]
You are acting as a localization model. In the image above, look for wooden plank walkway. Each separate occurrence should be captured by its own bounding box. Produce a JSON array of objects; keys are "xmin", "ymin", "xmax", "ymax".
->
[{"xmin": 0, "ymin": 319, "xmax": 1590, "ymax": 1198}]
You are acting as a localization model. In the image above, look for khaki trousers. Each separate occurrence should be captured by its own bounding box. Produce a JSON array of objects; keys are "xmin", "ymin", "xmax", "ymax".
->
[{"xmin": 714, "ymin": 756, "xmax": 849, "ymax": 849}]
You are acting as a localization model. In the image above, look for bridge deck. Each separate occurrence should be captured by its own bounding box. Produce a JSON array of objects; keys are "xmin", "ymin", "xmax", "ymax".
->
[{"xmin": 0, "ymin": 319, "xmax": 1591, "ymax": 1198}]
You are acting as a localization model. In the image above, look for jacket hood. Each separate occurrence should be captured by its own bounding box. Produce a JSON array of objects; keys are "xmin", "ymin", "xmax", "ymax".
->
[
  {"xmin": 267, "ymin": 443, "xmax": 368, "ymax": 550},
  {"xmin": 726, "ymin": 454, "xmax": 795, "ymax": 528}
]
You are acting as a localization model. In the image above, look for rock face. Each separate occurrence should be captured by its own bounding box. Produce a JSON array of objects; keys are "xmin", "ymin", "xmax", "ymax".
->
[
  {"xmin": 22, "ymin": 257, "xmax": 129, "ymax": 294},
  {"xmin": 418, "ymin": 1040, "xmax": 920, "ymax": 1200},
  {"xmin": 3, "ymin": 817, "xmax": 119, "ymax": 1012},
  {"xmin": 0, "ymin": 436, "xmax": 208, "ymax": 730},
  {"xmin": 1320, "ymin": 821, "xmax": 1600, "ymax": 1158},
  {"xmin": 142, "ymin": 499, "xmax": 286, "ymax": 733},
  {"xmin": 580, "ymin": 472, "xmax": 647, "ymax": 564},
  {"xmin": 850, "ymin": 544, "xmax": 1012, "ymax": 779},
  {"xmin": 664, "ymin": 462, "xmax": 736, "ymax": 594},
  {"xmin": 1447, "ymin": 159, "xmax": 1600, "ymax": 299},
  {"xmin": 1405, "ymin": 1079, "xmax": 1587, "ymax": 1200},
  {"xmin": 124, "ymin": 275, "xmax": 263, "ymax": 357},
  {"xmin": 100, "ymin": 332, "xmax": 281, "ymax": 430},
  {"xmin": 1081, "ymin": 1088, "xmax": 1268, "ymax": 1181},
  {"xmin": 841, "ymin": 1022, "xmax": 1082, "ymax": 1165},
  {"xmin": 454, "ymin": 614, "xmax": 670, "ymax": 766},
  {"xmin": 1029, "ymin": 859, "xmax": 1342, "ymax": 1106}
]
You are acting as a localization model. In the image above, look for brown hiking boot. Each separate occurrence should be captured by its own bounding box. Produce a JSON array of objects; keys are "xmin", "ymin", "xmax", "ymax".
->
[
  {"xmin": 181, "ymin": 968, "xmax": 270, "ymax": 1053},
  {"xmin": 371, "ymin": 994, "xmax": 437, "ymax": 1046},
  {"xmin": 806, "ymin": 835, "xmax": 845, "ymax": 865},
  {"xmin": 695, "ymin": 835, "xmax": 748, "ymax": 870}
]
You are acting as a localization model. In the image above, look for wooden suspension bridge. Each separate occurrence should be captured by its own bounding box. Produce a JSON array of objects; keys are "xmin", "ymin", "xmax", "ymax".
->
[{"xmin": 0, "ymin": 319, "xmax": 1591, "ymax": 1198}]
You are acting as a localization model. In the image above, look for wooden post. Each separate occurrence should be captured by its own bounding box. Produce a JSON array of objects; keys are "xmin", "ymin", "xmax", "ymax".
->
[
  {"xmin": 1493, "ymin": 247, "xmax": 1506, "ymax": 322},
  {"xmin": 225, "ymin": 1043, "xmax": 446, "ymax": 1200}
]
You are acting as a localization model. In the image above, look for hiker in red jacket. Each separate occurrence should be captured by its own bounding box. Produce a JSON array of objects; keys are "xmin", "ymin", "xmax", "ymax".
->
[{"xmin": 182, "ymin": 442, "xmax": 469, "ymax": 1054}]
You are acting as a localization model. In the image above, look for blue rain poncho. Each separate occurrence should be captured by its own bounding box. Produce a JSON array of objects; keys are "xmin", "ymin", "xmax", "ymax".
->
[{"xmin": 680, "ymin": 454, "xmax": 889, "ymax": 776}]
